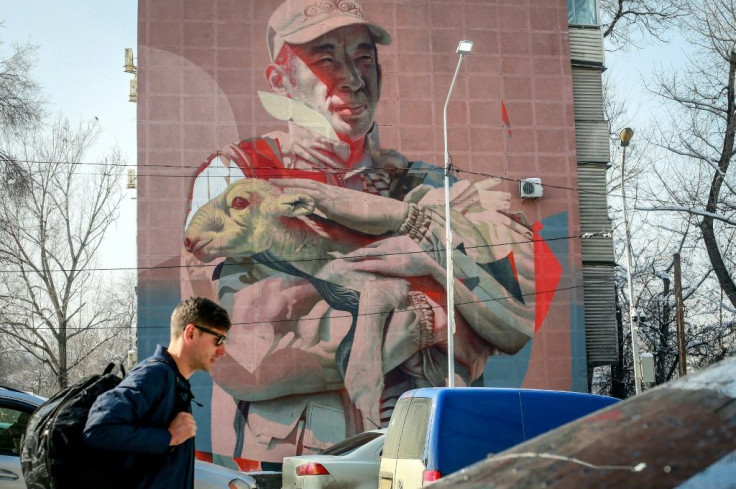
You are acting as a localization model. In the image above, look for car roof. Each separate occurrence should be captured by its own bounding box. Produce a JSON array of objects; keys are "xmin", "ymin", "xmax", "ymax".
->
[{"xmin": 0, "ymin": 385, "xmax": 46, "ymax": 407}]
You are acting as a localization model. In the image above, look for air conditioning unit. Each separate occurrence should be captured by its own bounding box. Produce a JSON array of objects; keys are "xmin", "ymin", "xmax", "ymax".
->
[{"xmin": 520, "ymin": 178, "xmax": 543, "ymax": 198}]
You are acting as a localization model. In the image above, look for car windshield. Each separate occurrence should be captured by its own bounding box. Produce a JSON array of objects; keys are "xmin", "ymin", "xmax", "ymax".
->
[{"xmin": 320, "ymin": 431, "xmax": 383, "ymax": 456}]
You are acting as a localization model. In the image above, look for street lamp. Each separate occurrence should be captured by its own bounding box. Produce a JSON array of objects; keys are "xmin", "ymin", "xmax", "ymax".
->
[
  {"xmin": 444, "ymin": 40, "xmax": 472, "ymax": 388},
  {"xmin": 619, "ymin": 127, "xmax": 643, "ymax": 395}
]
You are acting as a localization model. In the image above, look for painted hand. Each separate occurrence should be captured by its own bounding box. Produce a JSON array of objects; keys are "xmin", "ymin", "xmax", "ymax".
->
[
  {"xmin": 332, "ymin": 235, "xmax": 445, "ymax": 280},
  {"xmin": 271, "ymin": 179, "xmax": 410, "ymax": 235}
]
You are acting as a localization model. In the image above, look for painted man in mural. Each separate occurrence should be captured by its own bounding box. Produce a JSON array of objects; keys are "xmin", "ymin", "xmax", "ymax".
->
[{"xmin": 183, "ymin": 0, "xmax": 536, "ymax": 466}]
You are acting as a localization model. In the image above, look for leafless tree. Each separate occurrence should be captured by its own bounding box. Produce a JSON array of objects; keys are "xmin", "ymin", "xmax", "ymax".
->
[
  {"xmin": 593, "ymin": 209, "xmax": 735, "ymax": 397},
  {"xmin": 600, "ymin": 0, "xmax": 687, "ymax": 50},
  {"xmin": 0, "ymin": 23, "xmax": 45, "ymax": 199},
  {"xmin": 595, "ymin": 108, "xmax": 735, "ymax": 397},
  {"xmin": 598, "ymin": 1, "xmax": 736, "ymax": 396},
  {"xmin": 0, "ymin": 115, "xmax": 131, "ymax": 393},
  {"xmin": 644, "ymin": 0, "xmax": 736, "ymax": 310}
]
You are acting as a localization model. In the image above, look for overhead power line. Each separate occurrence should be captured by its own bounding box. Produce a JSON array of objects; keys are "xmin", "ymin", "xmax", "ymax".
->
[
  {"xmin": 0, "ymin": 231, "xmax": 618, "ymax": 274},
  {"xmin": 12, "ymin": 156, "xmax": 663, "ymax": 202},
  {"xmin": 1, "ymin": 278, "xmax": 613, "ymax": 333}
]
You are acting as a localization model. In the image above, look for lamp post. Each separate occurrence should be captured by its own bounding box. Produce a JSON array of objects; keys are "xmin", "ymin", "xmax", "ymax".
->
[
  {"xmin": 444, "ymin": 40, "xmax": 472, "ymax": 388},
  {"xmin": 619, "ymin": 127, "xmax": 643, "ymax": 395}
]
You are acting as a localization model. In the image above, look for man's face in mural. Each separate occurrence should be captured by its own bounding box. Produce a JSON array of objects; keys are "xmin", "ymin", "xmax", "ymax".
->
[{"xmin": 268, "ymin": 25, "xmax": 380, "ymax": 143}]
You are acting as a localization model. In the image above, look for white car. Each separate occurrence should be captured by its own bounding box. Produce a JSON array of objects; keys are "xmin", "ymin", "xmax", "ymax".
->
[
  {"xmin": 281, "ymin": 429, "xmax": 386, "ymax": 489},
  {"xmin": 194, "ymin": 459, "xmax": 256, "ymax": 489},
  {"xmin": 0, "ymin": 386, "xmax": 257, "ymax": 489}
]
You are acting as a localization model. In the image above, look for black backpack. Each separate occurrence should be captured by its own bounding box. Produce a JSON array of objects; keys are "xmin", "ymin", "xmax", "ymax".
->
[{"xmin": 20, "ymin": 363, "xmax": 135, "ymax": 489}]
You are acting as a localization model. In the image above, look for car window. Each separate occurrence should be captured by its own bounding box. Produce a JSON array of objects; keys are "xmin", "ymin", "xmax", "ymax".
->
[
  {"xmin": 320, "ymin": 431, "xmax": 383, "ymax": 456},
  {"xmin": 0, "ymin": 405, "xmax": 31, "ymax": 456}
]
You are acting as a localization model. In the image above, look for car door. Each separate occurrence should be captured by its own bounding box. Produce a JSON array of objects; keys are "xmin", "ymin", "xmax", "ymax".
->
[
  {"xmin": 0, "ymin": 399, "xmax": 36, "ymax": 489},
  {"xmin": 346, "ymin": 432, "xmax": 385, "ymax": 489}
]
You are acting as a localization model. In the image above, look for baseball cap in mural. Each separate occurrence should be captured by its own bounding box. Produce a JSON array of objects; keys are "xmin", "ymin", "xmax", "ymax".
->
[{"xmin": 267, "ymin": 0, "xmax": 392, "ymax": 61}]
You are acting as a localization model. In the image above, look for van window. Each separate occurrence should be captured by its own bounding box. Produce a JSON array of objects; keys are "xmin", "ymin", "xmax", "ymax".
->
[
  {"xmin": 383, "ymin": 398, "xmax": 431, "ymax": 459},
  {"xmin": 397, "ymin": 397, "xmax": 432, "ymax": 459},
  {"xmin": 382, "ymin": 398, "xmax": 408, "ymax": 458},
  {"xmin": 397, "ymin": 399, "xmax": 431, "ymax": 459}
]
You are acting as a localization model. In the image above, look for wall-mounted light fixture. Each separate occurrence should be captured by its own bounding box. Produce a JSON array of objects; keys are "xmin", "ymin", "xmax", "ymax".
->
[
  {"xmin": 124, "ymin": 48, "xmax": 137, "ymax": 103},
  {"xmin": 127, "ymin": 169, "xmax": 137, "ymax": 189},
  {"xmin": 124, "ymin": 48, "xmax": 137, "ymax": 73}
]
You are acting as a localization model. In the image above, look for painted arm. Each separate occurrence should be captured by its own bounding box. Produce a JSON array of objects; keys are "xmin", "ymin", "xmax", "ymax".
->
[
  {"xmin": 275, "ymin": 178, "xmax": 536, "ymax": 354},
  {"xmin": 210, "ymin": 274, "xmax": 431, "ymax": 402}
]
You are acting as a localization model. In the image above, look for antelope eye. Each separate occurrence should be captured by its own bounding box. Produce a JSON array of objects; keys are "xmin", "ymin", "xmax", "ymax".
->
[{"xmin": 231, "ymin": 197, "xmax": 249, "ymax": 210}]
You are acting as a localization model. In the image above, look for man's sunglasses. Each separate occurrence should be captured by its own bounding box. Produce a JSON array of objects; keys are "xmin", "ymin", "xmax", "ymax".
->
[{"xmin": 193, "ymin": 324, "xmax": 228, "ymax": 346}]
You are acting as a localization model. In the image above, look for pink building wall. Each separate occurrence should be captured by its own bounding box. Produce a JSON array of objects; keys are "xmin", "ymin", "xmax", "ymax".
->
[{"xmin": 137, "ymin": 0, "xmax": 584, "ymax": 468}]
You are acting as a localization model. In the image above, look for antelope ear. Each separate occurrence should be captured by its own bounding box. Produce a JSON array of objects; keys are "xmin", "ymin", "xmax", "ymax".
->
[{"xmin": 276, "ymin": 193, "xmax": 315, "ymax": 216}]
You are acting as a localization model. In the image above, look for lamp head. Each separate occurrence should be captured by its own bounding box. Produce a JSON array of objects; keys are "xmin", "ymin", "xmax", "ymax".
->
[
  {"xmin": 620, "ymin": 127, "xmax": 634, "ymax": 147},
  {"xmin": 456, "ymin": 40, "xmax": 473, "ymax": 54}
]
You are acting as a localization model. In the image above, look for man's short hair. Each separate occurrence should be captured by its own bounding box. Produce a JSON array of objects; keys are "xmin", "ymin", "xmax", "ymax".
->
[
  {"xmin": 267, "ymin": 0, "xmax": 391, "ymax": 62},
  {"xmin": 171, "ymin": 297, "xmax": 231, "ymax": 337}
]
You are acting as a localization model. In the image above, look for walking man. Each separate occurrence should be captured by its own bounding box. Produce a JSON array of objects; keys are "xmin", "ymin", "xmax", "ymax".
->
[{"xmin": 83, "ymin": 296, "xmax": 231, "ymax": 488}]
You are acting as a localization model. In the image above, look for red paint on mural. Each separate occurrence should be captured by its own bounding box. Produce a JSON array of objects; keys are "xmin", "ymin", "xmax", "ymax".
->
[
  {"xmin": 501, "ymin": 99, "xmax": 512, "ymax": 138},
  {"xmin": 533, "ymin": 222, "xmax": 562, "ymax": 332}
]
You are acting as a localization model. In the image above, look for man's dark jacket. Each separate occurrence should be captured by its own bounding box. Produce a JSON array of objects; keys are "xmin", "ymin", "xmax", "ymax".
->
[{"xmin": 83, "ymin": 345, "xmax": 195, "ymax": 489}]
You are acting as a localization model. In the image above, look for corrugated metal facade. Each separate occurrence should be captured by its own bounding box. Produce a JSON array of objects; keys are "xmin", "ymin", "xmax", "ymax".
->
[
  {"xmin": 569, "ymin": 26, "xmax": 606, "ymax": 65},
  {"xmin": 574, "ymin": 121, "xmax": 610, "ymax": 163},
  {"xmin": 572, "ymin": 69, "xmax": 605, "ymax": 119},
  {"xmin": 569, "ymin": 25, "xmax": 620, "ymax": 365},
  {"xmin": 582, "ymin": 264, "xmax": 619, "ymax": 364},
  {"xmin": 578, "ymin": 165, "xmax": 615, "ymax": 262}
]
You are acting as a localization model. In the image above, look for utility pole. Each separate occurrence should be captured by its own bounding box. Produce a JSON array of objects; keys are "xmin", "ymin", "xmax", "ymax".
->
[
  {"xmin": 443, "ymin": 40, "xmax": 473, "ymax": 388},
  {"xmin": 673, "ymin": 253, "xmax": 687, "ymax": 376}
]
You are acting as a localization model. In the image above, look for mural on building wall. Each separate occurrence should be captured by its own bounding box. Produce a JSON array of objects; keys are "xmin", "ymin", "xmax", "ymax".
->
[{"xmin": 139, "ymin": 0, "xmax": 581, "ymax": 470}]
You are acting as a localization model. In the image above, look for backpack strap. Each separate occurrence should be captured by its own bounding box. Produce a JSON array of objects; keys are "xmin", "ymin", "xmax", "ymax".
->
[
  {"xmin": 103, "ymin": 362, "xmax": 126, "ymax": 377},
  {"xmin": 136, "ymin": 357, "xmax": 203, "ymax": 409}
]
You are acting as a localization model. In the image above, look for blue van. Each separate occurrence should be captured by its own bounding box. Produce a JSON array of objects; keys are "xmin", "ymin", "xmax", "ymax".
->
[{"xmin": 378, "ymin": 387, "xmax": 618, "ymax": 489}]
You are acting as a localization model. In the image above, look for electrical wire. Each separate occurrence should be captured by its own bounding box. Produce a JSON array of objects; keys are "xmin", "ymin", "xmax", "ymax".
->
[
  {"xmin": 0, "ymin": 278, "xmax": 615, "ymax": 332},
  {"xmin": 8, "ymin": 156, "xmax": 685, "ymax": 203},
  {"xmin": 0, "ymin": 231, "xmax": 616, "ymax": 274}
]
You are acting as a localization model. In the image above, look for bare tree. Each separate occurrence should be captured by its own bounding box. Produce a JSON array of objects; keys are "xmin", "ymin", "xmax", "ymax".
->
[
  {"xmin": 600, "ymin": 0, "xmax": 687, "ymax": 50},
  {"xmin": 592, "ymin": 209, "xmax": 735, "ymax": 397},
  {"xmin": 0, "ymin": 23, "xmax": 45, "ymax": 199},
  {"xmin": 80, "ymin": 272, "xmax": 138, "ymax": 376},
  {"xmin": 596, "ymin": 102, "xmax": 735, "ymax": 397},
  {"xmin": 0, "ymin": 115, "xmax": 130, "ymax": 392},
  {"xmin": 598, "ymin": 1, "xmax": 736, "ymax": 397},
  {"xmin": 645, "ymin": 0, "xmax": 736, "ymax": 310}
]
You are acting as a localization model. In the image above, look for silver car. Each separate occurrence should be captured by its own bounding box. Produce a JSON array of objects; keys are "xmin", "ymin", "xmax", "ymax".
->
[
  {"xmin": 0, "ymin": 385, "xmax": 257, "ymax": 489},
  {"xmin": 281, "ymin": 429, "xmax": 386, "ymax": 489}
]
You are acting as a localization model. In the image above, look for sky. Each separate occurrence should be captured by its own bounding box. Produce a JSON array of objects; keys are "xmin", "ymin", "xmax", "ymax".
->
[
  {"xmin": 1, "ymin": 1, "xmax": 138, "ymax": 273},
  {"xmin": 604, "ymin": 34, "xmax": 688, "ymax": 139},
  {"xmin": 0, "ymin": 1, "xmax": 675, "ymax": 277}
]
